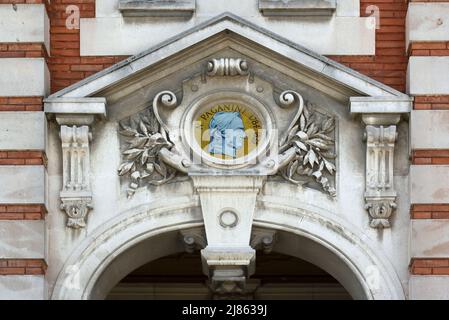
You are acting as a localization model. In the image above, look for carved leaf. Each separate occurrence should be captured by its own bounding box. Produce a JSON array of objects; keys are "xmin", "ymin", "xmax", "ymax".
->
[
  {"xmin": 299, "ymin": 115, "xmax": 306, "ymax": 131},
  {"xmin": 288, "ymin": 160, "xmax": 299, "ymax": 178},
  {"xmin": 322, "ymin": 118, "xmax": 335, "ymax": 133},
  {"xmin": 308, "ymin": 149, "xmax": 317, "ymax": 167},
  {"xmin": 307, "ymin": 139, "xmax": 330, "ymax": 150},
  {"xmin": 123, "ymin": 148, "xmax": 144, "ymax": 160},
  {"xmin": 119, "ymin": 128, "xmax": 138, "ymax": 137},
  {"xmin": 287, "ymin": 125, "xmax": 299, "ymax": 143},
  {"xmin": 145, "ymin": 163, "xmax": 154, "ymax": 174},
  {"xmin": 139, "ymin": 121, "xmax": 148, "ymax": 136},
  {"xmin": 323, "ymin": 159, "xmax": 336, "ymax": 174},
  {"xmin": 154, "ymin": 162, "xmax": 167, "ymax": 178},
  {"xmin": 294, "ymin": 140, "xmax": 308, "ymax": 151},
  {"xmin": 118, "ymin": 162, "xmax": 134, "ymax": 176},
  {"xmin": 296, "ymin": 131, "xmax": 308, "ymax": 141},
  {"xmin": 128, "ymin": 137, "xmax": 148, "ymax": 149},
  {"xmin": 315, "ymin": 133, "xmax": 334, "ymax": 142},
  {"xmin": 321, "ymin": 151, "xmax": 337, "ymax": 159},
  {"xmin": 141, "ymin": 149, "xmax": 149, "ymax": 165}
]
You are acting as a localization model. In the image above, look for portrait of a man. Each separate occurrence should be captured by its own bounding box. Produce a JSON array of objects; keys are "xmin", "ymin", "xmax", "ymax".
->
[{"xmin": 208, "ymin": 112, "xmax": 246, "ymax": 158}]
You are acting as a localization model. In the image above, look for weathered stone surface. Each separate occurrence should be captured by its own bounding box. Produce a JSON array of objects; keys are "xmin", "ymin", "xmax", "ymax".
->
[
  {"xmin": 410, "ymin": 276, "xmax": 449, "ymax": 300},
  {"xmin": 408, "ymin": 57, "xmax": 449, "ymax": 95},
  {"xmin": 0, "ymin": 112, "xmax": 46, "ymax": 150},
  {"xmin": 259, "ymin": 0, "xmax": 336, "ymax": 16},
  {"xmin": 410, "ymin": 165, "xmax": 449, "ymax": 204},
  {"xmin": 0, "ymin": 166, "xmax": 45, "ymax": 204},
  {"xmin": 0, "ymin": 221, "xmax": 45, "ymax": 258},
  {"xmin": 119, "ymin": 0, "xmax": 195, "ymax": 17},
  {"xmin": 0, "ymin": 58, "xmax": 49, "ymax": 96},
  {"xmin": 0, "ymin": 4, "xmax": 49, "ymax": 52},
  {"xmin": 411, "ymin": 110, "xmax": 449, "ymax": 149},
  {"xmin": 0, "ymin": 276, "xmax": 44, "ymax": 300},
  {"xmin": 81, "ymin": 0, "xmax": 374, "ymax": 56},
  {"xmin": 406, "ymin": 3, "xmax": 449, "ymax": 47},
  {"xmin": 411, "ymin": 220, "xmax": 449, "ymax": 258}
]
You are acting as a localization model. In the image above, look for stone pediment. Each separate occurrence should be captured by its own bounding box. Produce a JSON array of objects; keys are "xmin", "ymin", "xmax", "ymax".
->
[{"xmin": 44, "ymin": 13, "xmax": 412, "ymax": 228}]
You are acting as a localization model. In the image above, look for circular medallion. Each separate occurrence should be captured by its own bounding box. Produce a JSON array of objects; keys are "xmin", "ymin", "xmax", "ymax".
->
[
  {"xmin": 194, "ymin": 103, "xmax": 263, "ymax": 160},
  {"xmin": 219, "ymin": 210, "xmax": 239, "ymax": 228}
]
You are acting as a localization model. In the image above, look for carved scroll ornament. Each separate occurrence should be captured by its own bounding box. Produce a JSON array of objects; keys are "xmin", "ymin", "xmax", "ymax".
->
[
  {"xmin": 277, "ymin": 91, "xmax": 337, "ymax": 197},
  {"xmin": 207, "ymin": 58, "xmax": 249, "ymax": 77},
  {"xmin": 118, "ymin": 91, "xmax": 190, "ymax": 198}
]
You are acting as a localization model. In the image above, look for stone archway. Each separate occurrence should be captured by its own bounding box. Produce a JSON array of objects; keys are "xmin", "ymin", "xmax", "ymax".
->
[{"xmin": 50, "ymin": 198, "xmax": 405, "ymax": 300}]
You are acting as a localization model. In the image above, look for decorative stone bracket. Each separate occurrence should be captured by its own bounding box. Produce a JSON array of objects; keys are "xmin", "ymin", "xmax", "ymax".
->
[
  {"xmin": 192, "ymin": 176, "xmax": 265, "ymax": 294},
  {"xmin": 44, "ymin": 97, "xmax": 106, "ymax": 229},
  {"xmin": 364, "ymin": 124, "xmax": 398, "ymax": 228},
  {"xmin": 350, "ymin": 96, "xmax": 411, "ymax": 229}
]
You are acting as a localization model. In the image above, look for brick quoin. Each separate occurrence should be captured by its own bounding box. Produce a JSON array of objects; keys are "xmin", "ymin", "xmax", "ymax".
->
[
  {"xmin": 408, "ymin": 42, "xmax": 449, "ymax": 56},
  {"xmin": 410, "ymin": 259, "xmax": 449, "ymax": 275},
  {"xmin": 0, "ymin": 43, "xmax": 48, "ymax": 59},
  {"xmin": 0, "ymin": 259, "xmax": 47, "ymax": 275},
  {"xmin": 0, "ymin": 97, "xmax": 43, "ymax": 111},
  {"xmin": 412, "ymin": 150, "xmax": 449, "ymax": 165},
  {"xmin": 413, "ymin": 96, "xmax": 449, "ymax": 110},
  {"xmin": 0, "ymin": 204, "xmax": 47, "ymax": 220},
  {"xmin": 0, "ymin": 150, "xmax": 46, "ymax": 165},
  {"xmin": 410, "ymin": 204, "xmax": 449, "ymax": 219}
]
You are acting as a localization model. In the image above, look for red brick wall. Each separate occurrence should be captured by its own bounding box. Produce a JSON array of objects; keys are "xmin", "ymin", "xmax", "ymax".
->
[
  {"xmin": 49, "ymin": 0, "xmax": 127, "ymax": 93},
  {"xmin": 328, "ymin": 0, "xmax": 408, "ymax": 92},
  {"xmin": 410, "ymin": 258, "xmax": 449, "ymax": 275},
  {"xmin": 0, "ymin": 259, "xmax": 47, "ymax": 275},
  {"xmin": 0, "ymin": 204, "xmax": 47, "ymax": 220}
]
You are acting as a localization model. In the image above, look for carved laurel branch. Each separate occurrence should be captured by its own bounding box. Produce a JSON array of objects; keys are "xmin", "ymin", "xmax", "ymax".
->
[
  {"xmin": 278, "ymin": 91, "xmax": 337, "ymax": 197},
  {"xmin": 118, "ymin": 92, "xmax": 182, "ymax": 198}
]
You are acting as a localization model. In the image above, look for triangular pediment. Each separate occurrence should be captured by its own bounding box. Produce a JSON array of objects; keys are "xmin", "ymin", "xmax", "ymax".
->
[{"xmin": 47, "ymin": 12, "xmax": 410, "ymax": 110}]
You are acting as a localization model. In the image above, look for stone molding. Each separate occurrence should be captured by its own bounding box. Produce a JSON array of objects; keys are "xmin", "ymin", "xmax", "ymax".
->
[
  {"xmin": 119, "ymin": 0, "xmax": 196, "ymax": 17},
  {"xmin": 259, "ymin": 0, "xmax": 336, "ymax": 17}
]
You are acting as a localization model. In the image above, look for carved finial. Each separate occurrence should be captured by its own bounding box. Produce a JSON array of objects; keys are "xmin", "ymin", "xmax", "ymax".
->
[{"xmin": 207, "ymin": 58, "xmax": 249, "ymax": 76}]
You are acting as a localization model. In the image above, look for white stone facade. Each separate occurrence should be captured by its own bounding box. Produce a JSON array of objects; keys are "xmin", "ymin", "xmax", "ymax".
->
[{"xmin": 0, "ymin": 0, "xmax": 447, "ymax": 300}]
